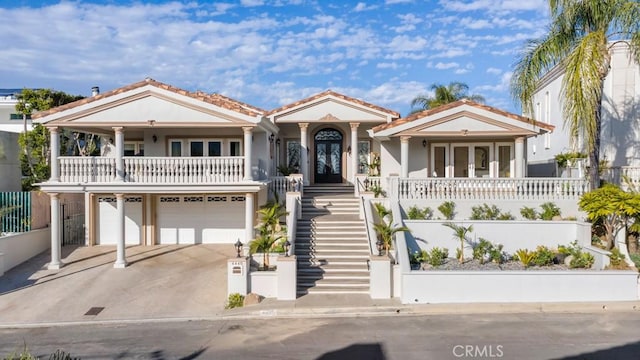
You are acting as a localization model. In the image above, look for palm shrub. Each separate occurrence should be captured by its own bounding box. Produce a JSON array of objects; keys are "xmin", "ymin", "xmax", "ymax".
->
[
  {"xmin": 250, "ymin": 199, "xmax": 289, "ymax": 269},
  {"xmin": 608, "ymin": 248, "xmax": 627, "ymax": 269},
  {"xmin": 515, "ymin": 249, "xmax": 535, "ymax": 268},
  {"xmin": 373, "ymin": 203, "xmax": 409, "ymax": 255},
  {"xmin": 438, "ymin": 201, "xmax": 456, "ymax": 220},
  {"xmin": 443, "ymin": 222, "xmax": 473, "ymax": 263},
  {"xmin": 520, "ymin": 206, "xmax": 538, "ymax": 220},
  {"xmin": 540, "ymin": 202, "xmax": 561, "ymax": 220},
  {"xmin": 532, "ymin": 246, "xmax": 555, "ymax": 266},
  {"xmin": 225, "ymin": 293, "xmax": 245, "ymax": 309},
  {"xmin": 472, "ymin": 238, "xmax": 493, "ymax": 264},
  {"xmin": 407, "ymin": 206, "xmax": 433, "ymax": 220},
  {"xmin": 423, "ymin": 247, "xmax": 449, "ymax": 267}
]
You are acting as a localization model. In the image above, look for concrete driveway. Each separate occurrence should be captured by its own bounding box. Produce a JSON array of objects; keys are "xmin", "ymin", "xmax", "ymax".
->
[{"xmin": 0, "ymin": 244, "xmax": 234, "ymax": 325}]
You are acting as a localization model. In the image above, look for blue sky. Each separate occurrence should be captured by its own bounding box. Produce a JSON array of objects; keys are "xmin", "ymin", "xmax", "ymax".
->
[{"xmin": 0, "ymin": 0, "xmax": 550, "ymax": 115}]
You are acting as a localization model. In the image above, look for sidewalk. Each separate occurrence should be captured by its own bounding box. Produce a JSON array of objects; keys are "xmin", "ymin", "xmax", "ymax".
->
[{"xmin": 0, "ymin": 245, "xmax": 638, "ymax": 329}]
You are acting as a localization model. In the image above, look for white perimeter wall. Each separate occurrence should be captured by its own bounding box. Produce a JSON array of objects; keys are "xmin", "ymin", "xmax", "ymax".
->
[
  {"xmin": 0, "ymin": 228, "xmax": 49, "ymax": 275},
  {"xmin": 402, "ymin": 271, "xmax": 639, "ymax": 303}
]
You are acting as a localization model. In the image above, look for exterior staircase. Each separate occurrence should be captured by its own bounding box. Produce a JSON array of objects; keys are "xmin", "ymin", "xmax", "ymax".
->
[{"xmin": 295, "ymin": 184, "xmax": 371, "ymax": 295}]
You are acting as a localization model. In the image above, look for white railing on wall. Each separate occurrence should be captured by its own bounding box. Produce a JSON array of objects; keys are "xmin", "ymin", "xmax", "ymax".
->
[
  {"xmin": 602, "ymin": 166, "xmax": 640, "ymax": 191},
  {"xmin": 58, "ymin": 156, "xmax": 245, "ymax": 184},
  {"xmin": 59, "ymin": 157, "xmax": 116, "ymax": 183},
  {"xmin": 268, "ymin": 175, "xmax": 303, "ymax": 201},
  {"xmin": 124, "ymin": 157, "xmax": 244, "ymax": 183},
  {"xmin": 396, "ymin": 178, "xmax": 589, "ymax": 201}
]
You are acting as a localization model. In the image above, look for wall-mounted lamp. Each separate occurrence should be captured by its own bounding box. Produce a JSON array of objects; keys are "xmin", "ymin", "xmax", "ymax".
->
[
  {"xmin": 275, "ymin": 138, "xmax": 281, "ymax": 146},
  {"xmin": 152, "ymin": 135, "xmax": 158, "ymax": 143},
  {"xmin": 422, "ymin": 139, "xmax": 427, "ymax": 148},
  {"xmin": 284, "ymin": 240, "xmax": 291, "ymax": 257},
  {"xmin": 269, "ymin": 133, "xmax": 275, "ymax": 143},
  {"xmin": 347, "ymin": 145, "xmax": 352, "ymax": 155},
  {"xmin": 235, "ymin": 239, "xmax": 243, "ymax": 258}
]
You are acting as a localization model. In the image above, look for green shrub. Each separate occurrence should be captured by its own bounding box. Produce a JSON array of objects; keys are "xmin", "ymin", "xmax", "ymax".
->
[
  {"xmin": 489, "ymin": 243, "xmax": 506, "ymax": 264},
  {"xmin": 540, "ymin": 202, "xmax": 561, "ymax": 220},
  {"xmin": 533, "ymin": 246, "xmax": 555, "ymax": 266},
  {"xmin": 630, "ymin": 253, "xmax": 640, "ymax": 270},
  {"xmin": 570, "ymin": 252, "xmax": 595, "ymax": 269},
  {"xmin": 609, "ymin": 248, "xmax": 626, "ymax": 267},
  {"xmin": 225, "ymin": 293, "xmax": 245, "ymax": 309},
  {"xmin": 406, "ymin": 206, "xmax": 433, "ymax": 220},
  {"xmin": 497, "ymin": 212, "xmax": 514, "ymax": 220},
  {"xmin": 515, "ymin": 249, "xmax": 535, "ymax": 268},
  {"xmin": 470, "ymin": 203, "xmax": 513, "ymax": 220},
  {"xmin": 520, "ymin": 206, "xmax": 538, "ymax": 220},
  {"xmin": 438, "ymin": 201, "xmax": 456, "ymax": 220},
  {"xmin": 472, "ymin": 238, "xmax": 493, "ymax": 264},
  {"xmin": 424, "ymin": 247, "xmax": 449, "ymax": 267}
]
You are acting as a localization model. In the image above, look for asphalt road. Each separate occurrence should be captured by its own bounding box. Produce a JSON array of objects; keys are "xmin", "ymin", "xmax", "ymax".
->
[{"xmin": 1, "ymin": 312, "xmax": 639, "ymax": 360}]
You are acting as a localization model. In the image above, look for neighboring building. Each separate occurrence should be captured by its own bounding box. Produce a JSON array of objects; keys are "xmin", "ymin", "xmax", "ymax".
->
[
  {"xmin": 0, "ymin": 89, "xmax": 31, "ymax": 191},
  {"xmin": 527, "ymin": 42, "xmax": 640, "ymax": 177}
]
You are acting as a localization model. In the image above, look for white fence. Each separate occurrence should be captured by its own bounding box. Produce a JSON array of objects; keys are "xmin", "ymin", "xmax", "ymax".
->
[
  {"xmin": 602, "ymin": 166, "xmax": 640, "ymax": 191},
  {"xmin": 394, "ymin": 177, "xmax": 589, "ymax": 201},
  {"xmin": 59, "ymin": 157, "xmax": 116, "ymax": 183}
]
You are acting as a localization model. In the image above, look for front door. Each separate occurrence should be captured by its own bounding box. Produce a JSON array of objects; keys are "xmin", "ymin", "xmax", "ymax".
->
[{"xmin": 314, "ymin": 129, "xmax": 342, "ymax": 183}]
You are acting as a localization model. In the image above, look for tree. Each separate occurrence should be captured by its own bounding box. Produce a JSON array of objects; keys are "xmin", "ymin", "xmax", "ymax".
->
[
  {"xmin": 411, "ymin": 82, "xmax": 485, "ymax": 112},
  {"xmin": 249, "ymin": 198, "xmax": 289, "ymax": 269},
  {"xmin": 372, "ymin": 203, "xmax": 409, "ymax": 255},
  {"xmin": 443, "ymin": 222, "xmax": 473, "ymax": 263},
  {"xmin": 511, "ymin": 0, "xmax": 640, "ymax": 190},
  {"xmin": 16, "ymin": 89, "xmax": 85, "ymax": 190},
  {"xmin": 579, "ymin": 184, "xmax": 640, "ymax": 251}
]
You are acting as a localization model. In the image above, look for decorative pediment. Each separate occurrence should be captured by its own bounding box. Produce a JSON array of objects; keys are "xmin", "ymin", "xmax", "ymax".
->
[{"xmin": 318, "ymin": 113, "xmax": 340, "ymax": 122}]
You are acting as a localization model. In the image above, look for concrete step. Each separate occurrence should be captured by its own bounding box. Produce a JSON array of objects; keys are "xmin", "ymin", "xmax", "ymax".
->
[
  {"xmin": 298, "ymin": 278, "xmax": 369, "ymax": 287},
  {"xmin": 296, "ymin": 243, "xmax": 369, "ymax": 250},
  {"xmin": 297, "ymin": 264, "xmax": 369, "ymax": 272},
  {"xmin": 298, "ymin": 271, "xmax": 369, "ymax": 280}
]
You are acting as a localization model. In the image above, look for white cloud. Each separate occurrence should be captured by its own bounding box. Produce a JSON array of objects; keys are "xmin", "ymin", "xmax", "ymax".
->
[
  {"xmin": 385, "ymin": 0, "xmax": 414, "ymax": 4},
  {"xmin": 486, "ymin": 67, "xmax": 502, "ymax": 75},
  {"xmin": 353, "ymin": 2, "xmax": 377, "ymax": 12},
  {"xmin": 240, "ymin": 0, "xmax": 265, "ymax": 7},
  {"xmin": 433, "ymin": 62, "xmax": 459, "ymax": 70},
  {"xmin": 475, "ymin": 71, "xmax": 513, "ymax": 93}
]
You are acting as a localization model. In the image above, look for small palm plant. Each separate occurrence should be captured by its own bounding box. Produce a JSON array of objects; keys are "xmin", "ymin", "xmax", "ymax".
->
[
  {"xmin": 250, "ymin": 198, "xmax": 289, "ymax": 269},
  {"xmin": 372, "ymin": 203, "xmax": 409, "ymax": 255},
  {"xmin": 443, "ymin": 222, "xmax": 473, "ymax": 263}
]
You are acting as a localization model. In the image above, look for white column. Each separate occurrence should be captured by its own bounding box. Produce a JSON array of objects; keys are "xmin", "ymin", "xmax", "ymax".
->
[
  {"xmin": 84, "ymin": 192, "xmax": 90, "ymax": 245},
  {"xmin": 299, "ymin": 123, "xmax": 309, "ymax": 185},
  {"xmin": 113, "ymin": 127, "xmax": 124, "ymax": 181},
  {"xmin": 49, "ymin": 127, "xmax": 60, "ymax": 182},
  {"xmin": 400, "ymin": 136, "xmax": 410, "ymax": 178},
  {"xmin": 515, "ymin": 136, "xmax": 525, "ymax": 178},
  {"xmin": 245, "ymin": 192, "xmax": 254, "ymax": 243},
  {"xmin": 114, "ymin": 193, "xmax": 127, "ymax": 268},
  {"xmin": 48, "ymin": 193, "xmax": 63, "ymax": 270},
  {"xmin": 350, "ymin": 122, "xmax": 359, "ymax": 183},
  {"xmin": 243, "ymin": 127, "xmax": 253, "ymax": 181}
]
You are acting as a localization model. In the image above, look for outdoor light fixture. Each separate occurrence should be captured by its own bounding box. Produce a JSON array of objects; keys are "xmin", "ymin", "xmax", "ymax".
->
[
  {"xmin": 347, "ymin": 145, "xmax": 351, "ymax": 155},
  {"xmin": 284, "ymin": 240, "xmax": 291, "ymax": 257},
  {"xmin": 269, "ymin": 133, "xmax": 275, "ymax": 143},
  {"xmin": 235, "ymin": 239, "xmax": 243, "ymax": 258},
  {"xmin": 275, "ymin": 138, "xmax": 281, "ymax": 146},
  {"xmin": 422, "ymin": 139, "xmax": 427, "ymax": 147},
  {"xmin": 363, "ymin": 178, "xmax": 370, "ymax": 191},
  {"xmin": 152, "ymin": 135, "xmax": 158, "ymax": 143},
  {"xmin": 376, "ymin": 239, "xmax": 384, "ymax": 256}
]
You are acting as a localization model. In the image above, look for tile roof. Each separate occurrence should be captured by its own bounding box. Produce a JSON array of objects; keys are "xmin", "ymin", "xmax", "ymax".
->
[
  {"xmin": 266, "ymin": 90, "xmax": 400, "ymax": 118},
  {"xmin": 32, "ymin": 78, "xmax": 263, "ymax": 120},
  {"xmin": 371, "ymin": 99, "xmax": 555, "ymax": 133}
]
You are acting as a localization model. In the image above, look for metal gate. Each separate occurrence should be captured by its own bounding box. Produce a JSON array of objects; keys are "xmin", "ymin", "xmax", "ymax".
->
[{"xmin": 61, "ymin": 200, "xmax": 84, "ymax": 246}]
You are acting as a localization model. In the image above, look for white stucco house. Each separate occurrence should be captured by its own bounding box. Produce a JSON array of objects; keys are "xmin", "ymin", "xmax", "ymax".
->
[
  {"xmin": 32, "ymin": 78, "xmax": 403, "ymax": 269},
  {"xmin": 527, "ymin": 42, "xmax": 640, "ymax": 180}
]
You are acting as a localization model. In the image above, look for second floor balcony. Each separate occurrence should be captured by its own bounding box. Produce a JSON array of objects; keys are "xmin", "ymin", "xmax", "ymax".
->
[{"xmin": 57, "ymin": 156, "xmax": 248, "ymax": 184}]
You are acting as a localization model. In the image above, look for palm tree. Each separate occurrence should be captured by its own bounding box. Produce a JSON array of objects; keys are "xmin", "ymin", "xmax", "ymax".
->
[
  {"xmin": 372, "ymin": 203, "xmax": 409, "ymax": 255},
  {"xmin": 411, "ymin": 82, "xmax": 485, "ymax": 112},
  {"xmin": 511, "ymin": 0, "xmax": 640, "ymax": 190},
  {"xmin": 443, "ymin": 222, "xmax": 473, "ymax": 263}
]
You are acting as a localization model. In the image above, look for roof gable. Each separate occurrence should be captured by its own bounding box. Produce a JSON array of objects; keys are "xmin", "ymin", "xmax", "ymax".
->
[
  {"xmin": 372, "ymin": 100, "xmax": 554, "ymax": 138},
  {"xmin": 268, "ymin": 90, "xmax": 399, "ymax": 123},
  {"xmin": 33, "ymin": 79, "xmax": 260, "ymax": 127}
]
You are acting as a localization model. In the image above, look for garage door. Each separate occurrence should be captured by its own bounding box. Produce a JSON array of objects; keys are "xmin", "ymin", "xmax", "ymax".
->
[
  {"xmin": 157, "ymin": 195, "xmax": 245, "ymax": 244},
  {"xmin": 96, "ymin": 196, "xmax": 143, "ymax": 245}
]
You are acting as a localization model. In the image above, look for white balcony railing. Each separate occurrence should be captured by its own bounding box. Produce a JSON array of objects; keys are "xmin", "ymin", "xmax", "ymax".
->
[
  {"xmin": 601, "ymin": 166, "xmax": 640, "ymax": 191},
  {"xmin": 394, "ymin": 177, "xmax": 589, "ymax": 201},
  {"xmin": 58, "ymin": 156, "xmax": 245, "ymax": 184}
]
